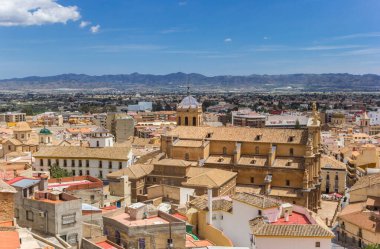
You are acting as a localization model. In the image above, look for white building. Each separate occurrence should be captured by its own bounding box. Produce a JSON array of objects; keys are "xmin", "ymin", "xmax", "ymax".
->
[
  {"xmin": 33, "ymin": 128, "xmax": 133, "ymax": 179},
  {"xmin": 368, "ymin": 108, "xmax": 380, "ymax": 125},
  {"xmin": 191, "ymin": 192, "xmax": 334, "ymax": 249}
]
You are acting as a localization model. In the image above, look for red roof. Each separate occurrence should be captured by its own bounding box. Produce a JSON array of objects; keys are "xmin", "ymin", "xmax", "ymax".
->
[
  {"xmin": 0, "ymin": 231, "xmax": 20, "ymax": 249},
  {"xmin": 172, "ymin": 213, "xmax": 188, "ymax": 221},
  {"xmin": 272, "ymin": 211, "xmax": 310, "ymax": 225},
  {"xmin": 96, "ymin": 241, "xmax": 118, "ymax": 249}
]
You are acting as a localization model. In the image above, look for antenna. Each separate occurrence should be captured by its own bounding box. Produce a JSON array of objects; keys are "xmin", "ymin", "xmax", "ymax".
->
[{"xmin": 186, "ymin": 76, "xmax": 190, "ymax": 96}]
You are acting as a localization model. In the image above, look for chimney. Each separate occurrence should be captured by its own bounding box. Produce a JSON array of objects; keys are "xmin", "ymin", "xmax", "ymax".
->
[
  {"xmin": 284, "ymin": 210, "xmax": 289, "ymax": 222},
  {"xmin": 39, "ymin": 175, "xmax": 48, "ymax": 191},
  {"xmin": 207, "ymin": 188, "xmax": 213, "ymax": 225}
]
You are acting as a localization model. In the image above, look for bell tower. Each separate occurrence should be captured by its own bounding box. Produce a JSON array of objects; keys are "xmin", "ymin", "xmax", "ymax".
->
[{"xmin": 176, "ymin": 85, "xmax": 203, "ymax": 126}]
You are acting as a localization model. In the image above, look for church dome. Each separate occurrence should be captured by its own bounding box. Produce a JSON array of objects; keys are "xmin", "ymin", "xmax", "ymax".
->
[
  {"xmin": 178, "ymin": 96, "xmax": 201, "ymax": 109},
  {"xmin": 39, "ymin": 127, "xmax": 52, "ymax": 135}
]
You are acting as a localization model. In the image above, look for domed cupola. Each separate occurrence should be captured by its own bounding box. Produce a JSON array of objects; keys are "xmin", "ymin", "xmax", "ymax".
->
[
  {"xmin": 176, "ymin": 86, "xmax": 203, "ymax": 126},
  {"xmin": 39, "ymin": 127, "xmax": 53, "ymax": 144}
]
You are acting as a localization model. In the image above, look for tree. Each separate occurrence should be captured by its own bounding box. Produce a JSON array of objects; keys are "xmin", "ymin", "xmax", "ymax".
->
[
  {"xmin": 365, "ymin": 245, "xmax": 380, "ymax": 249},
  {"xmin": 49, "ymin": 164, "xmax": 72, "ymax": 178}
]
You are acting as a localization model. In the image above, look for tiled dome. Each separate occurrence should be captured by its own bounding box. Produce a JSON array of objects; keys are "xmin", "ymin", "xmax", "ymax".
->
[{"xmin": 178, "ymin": 96, "xmax": 201, "ymax": 109}]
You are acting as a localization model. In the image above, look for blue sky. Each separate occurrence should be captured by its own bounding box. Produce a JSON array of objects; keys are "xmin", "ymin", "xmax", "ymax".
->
[{"xmin": 1, "ymin": 0, "xmax": 380, "ymax": 78}]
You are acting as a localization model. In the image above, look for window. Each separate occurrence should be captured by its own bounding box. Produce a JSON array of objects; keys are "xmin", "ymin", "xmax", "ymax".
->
[
  {"xmin": 258, "ymin": 210, "xmax": 262, "ymax": 216},
  {"xmin": 90, "ymin": 195, "xmax": 95, "ymax": 201},
  {"xmin": 15, "ymin": 208, "xmax": 19, "ymax": 218},
  {"xmin": 72, "ymin": 160, "xmax": 75, "ymax": 166},
  {"xmin": 250, "ymin": 177, "xmax": 254, "ymax": 183},
  {"xmin": 96, "ymin": 141, "xmax": 100, "ymax": 147},
  {"xmin": 109, "ymin": 161, "xmax": 112, "ymax": 169},
  {"xmin": 79, "ymin": 170, "xmax": 82, "ymax": 176},
  {"xmin": 86, "ymin": 170, "xmax": 90, "ymax": 175},
  {"xmin": 40, "ymin": 159, "xmax": 44, "ymax": 166},
  {"xmin": 8, "ymin": 145, "xmax": 11, "ymax": 150},
  {"xmin": 315, "ymin": 242, "xmax": 320, "ymax": 248},
  {"xmin": 178, "ymin": 117, "xmax": 181, "ymax": 125},
  {"xmin": 26, "ymin": 210, "xmax": 34, "ymax": 221},
  {"xmin": 99, "ymin": 171, "xmax": 103, "ymax": 178},
  {"xmin": 64, "ymin": 160, "xmax": 67, "ymax": 167},
  {"xmin": 48, "ymin": 159, "xmax": 51, "ymax": 166},
  {"xmin": 153, "ymin": 177, "xmax": 156, "ymax": 182},
  {"xmin": 119, "ymin": 162, "xmax": 122, "ymax": 169},
  {"xmin": 86, "ymin": 160, "xmax": 89, "ymax": 167},
  {"xmin": 288, "ymin": 136, "xmax": 295, "ymax": 142},
  {"xmin": 193, "ymin": 117, "xmax": 197, "ymax": 126},
  {"xmin": 286, "ymin": 180, "xmax": 290, "ymax": 186},
  {"xmin": 185, "ymin": 117, "xmax": 188, "ymax": 126},
  {"xmin": 67, "ymin": 234, "xmax": 78, "ymax": 245},
  {"xmin": 223, "ymin": 147, "xmax": 227, "ymax": 155},
  {"xmin": 185, "ymin": 153, "xmax": 190, "ymax": 160},
  {"xmin": 62, "ymin": 214, "xmax": 76, "ymax": 225},
  {"xmin": 79, "ymin": 160, "xmax": 82, "ymax": 167},
  {"xmin": 255, "ymin": 146, "xmax": 259, "ymax": 154},
  {"xmin": 138, "ymin": 238, "xmax": 146, "ymax": 249},
  {"xmin": 99, "ymin": 161, "xmax": 103, "ymax": 168},
  {"xmin": 289, "ymin": 148, "xmax": 294, "ymax": 156},
  {"xmin": 115, "ymin": 231, "xmax": 121, "ymax": 245},
  {"xmin": 72, "ymin": 170, "xmax": 75, "ymax": 175}
]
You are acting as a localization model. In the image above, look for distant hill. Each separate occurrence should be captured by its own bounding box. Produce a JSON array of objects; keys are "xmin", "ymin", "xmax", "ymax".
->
[{"xmin": 1, "ymin": 73, "xmax": 380, "ymax": 92}]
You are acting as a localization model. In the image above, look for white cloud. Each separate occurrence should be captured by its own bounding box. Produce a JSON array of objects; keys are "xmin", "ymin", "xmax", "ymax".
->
[
  {"xmin": 224, "ymin": 38, "xmax": 232, "ymax": 43},
  {"xmin": 333, "ymin": 32, "xmax": 380, "ymax": 40},
  {"xmin": 90, "ymin": 25, "xmax": 100, "ymax": 34},
  {"xmin": 178, "ymin": 1, "xmax": 187, "ymax": 6},
  {"xmin": 263, "ymin": 36, "xmax": 270, "ymax": 40},
  {"xmin": 0, "ymin": 0, "xmax": 80, "ymax": 26},
  {"xmin": 80, "ymin": 21, "xmax": 90, "ymax": 28}
]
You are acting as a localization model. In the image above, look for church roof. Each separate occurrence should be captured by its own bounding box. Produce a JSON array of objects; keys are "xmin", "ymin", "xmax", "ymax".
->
[
  {"xmin": 13, "ymin": 122, "xmax": 31, "ymax": 132},
  {"xmin": 178, "ymin": 96, "xmax": 201, "ymax": 109}
]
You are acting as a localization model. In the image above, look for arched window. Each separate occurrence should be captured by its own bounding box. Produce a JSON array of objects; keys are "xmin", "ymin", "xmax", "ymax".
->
[
  {"xmin": 289, "ymin": 148, "xmax": 294, "ymax": 156},
  {"xmin": 96, "ymin": 141, "xmax": 100, "ymax": 147},
  {"xmin": 193, "ymin": 117, "xmax": 197, "ymax": 126},
  {"xmin": 115, "ymin": 230, "xmax": 121, "ymax": 245},
  {"xmin": 185, "ymin": 117, "xmax": 189, "ymax": 126},
  {"xmin": 185, "ymin": 153, "xmax": 189, "ymax": 160},
  {"xmin": 335, "ymin": 174, "xmax": 338, "ymax": 181},
  {"xmin": 255, "ymin": 146, "xmax": 259, "ymax": 154},
  {"xmin": 223, "ymin": 147, "xmax": 227, "ymax": 155},
  {"xmin": 178, "ymin": 117, "xmax": 181, "ymax": 125}
]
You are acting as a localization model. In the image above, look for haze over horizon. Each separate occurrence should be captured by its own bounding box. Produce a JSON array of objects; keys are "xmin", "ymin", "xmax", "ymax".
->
[{"xmin": 1, "ymin": 0, "xmax": 380, "ymax": 78}]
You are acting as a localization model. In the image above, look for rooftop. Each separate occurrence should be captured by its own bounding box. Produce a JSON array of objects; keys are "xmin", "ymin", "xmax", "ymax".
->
[
  {"xmin": 232, "ymin": 192, "xmax": 280, "ymax": 209},
  {"xmin": 111, "ymin": 212, "xmax": 169, "ymax": 227},
  {"xmin": 0, "ymin": 231, "xmax": 20, "ymax": 249},
  {"xmin": 272, "ymin": 211, "xmax": 310, "ymax": 225},
  {"xmin": 107, "ymin": 164, "xmax": 153, "ymax": 179},
  {"xmin": 33, "ymin": 145, "xmax": 131, "ymax": 160},
  {"xmin": 165, "ymin": 126, "xmax": 308, "ymax": 144}
]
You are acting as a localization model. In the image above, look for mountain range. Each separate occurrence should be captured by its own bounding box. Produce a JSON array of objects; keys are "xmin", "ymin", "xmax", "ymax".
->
[{"xmin": 1, "ymin": 73, "xmax": 380, "ymax": 92}]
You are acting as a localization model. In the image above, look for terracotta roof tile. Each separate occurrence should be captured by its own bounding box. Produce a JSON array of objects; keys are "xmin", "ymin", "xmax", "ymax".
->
[{"xmin": 33, "ymin": 145, "xmax": 132, "ymax": 161}]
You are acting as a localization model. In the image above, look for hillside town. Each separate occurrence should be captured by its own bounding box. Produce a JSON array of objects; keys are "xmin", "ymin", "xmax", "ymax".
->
[{"xmin": 0, "ymin": 91, "xmax": 379, "ymax": 249}]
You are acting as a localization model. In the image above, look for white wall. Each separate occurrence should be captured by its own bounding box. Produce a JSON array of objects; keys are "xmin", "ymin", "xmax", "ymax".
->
[
  {"xmin": 255, "ymin": 237, "xmax": 331, "ymax": 249},
  {"xmin": 34, "ymin": 156, "xmax": 133, "ymax": 179},
  {"xmin": 210, "ymin": 201, "xmax": 279, "ymax": 247},
  {"xmin": 179, "ymin": 187, "xmax": 195, "ymax": 205}
]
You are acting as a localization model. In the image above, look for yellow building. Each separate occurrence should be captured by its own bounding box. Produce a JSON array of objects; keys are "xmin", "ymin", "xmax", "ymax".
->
[
  {"xmin": 176, "ymin": 95, "xmax": 203, "ymax": 126},
  {"xmin": 161, "ymin": 102, "xmax": 323, "ymax": 212},
  {"xmin": 337, "ymin": 173, "xmax": 380, "ymax": 248},
  {"xmin": 320, "ymin": 155, "xmax": 347, "ymax": 194}
]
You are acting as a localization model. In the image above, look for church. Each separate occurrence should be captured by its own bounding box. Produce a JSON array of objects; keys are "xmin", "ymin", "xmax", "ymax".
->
[{"xmin": 160, "ymin": 96, "xmax": 323, "ymax": 212}]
